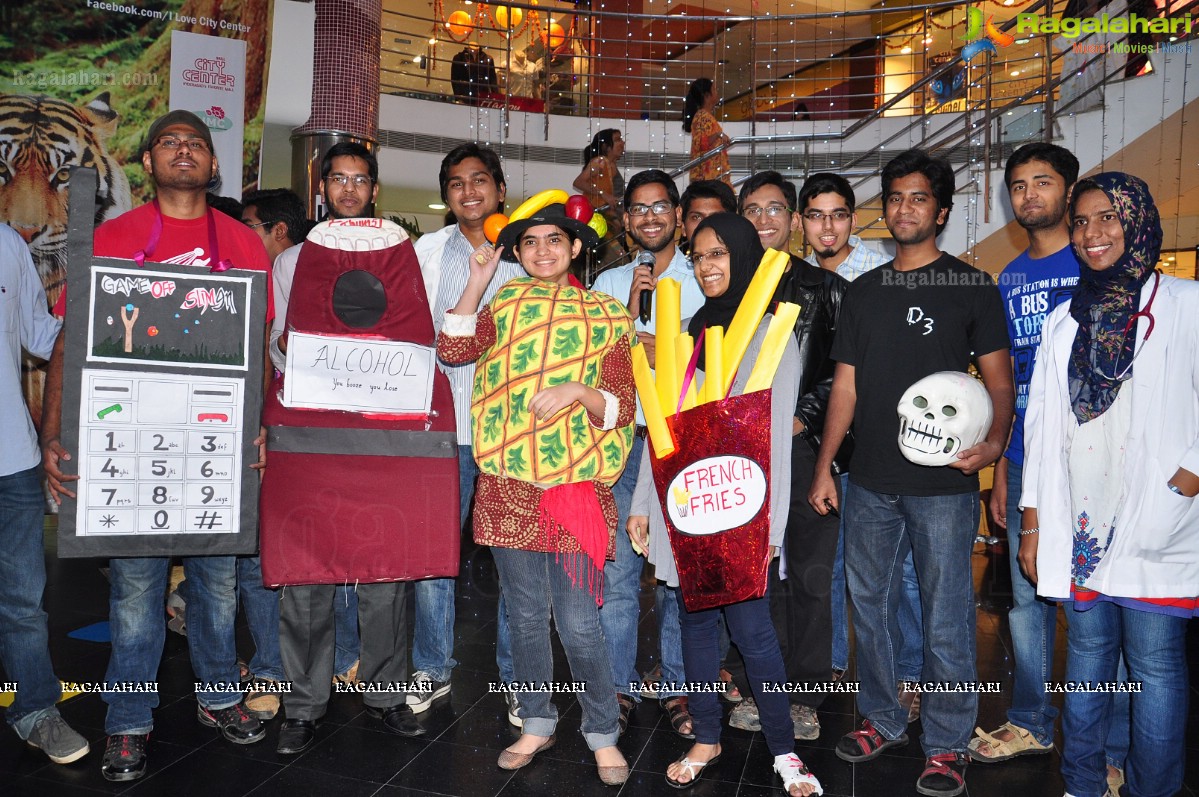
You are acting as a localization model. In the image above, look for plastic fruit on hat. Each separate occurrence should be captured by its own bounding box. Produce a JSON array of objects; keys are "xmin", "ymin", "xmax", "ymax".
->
[
  {"xmin": 565, "ymin": 195, "xmax": 594, "ymax": 223},
  {"xmin": 586, "ymin": 212, "xmax": 607, "ymax": 237},
  {"xmin": 483, "ymin": 213, "xmax": 508, "ymax": 244}
]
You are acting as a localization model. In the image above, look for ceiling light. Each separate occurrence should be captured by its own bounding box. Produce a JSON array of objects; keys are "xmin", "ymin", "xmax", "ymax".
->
[
  {"xmin": 1015, "ymin": 38, "xmax": 1030, "ymax": 44},
  {"xmin": 901, "ymin": 45, "xmax": 912, "ymax": 54},
  {"xmin": 1011, "ymin": 70, "xmax": 1020, "ymax": 76},
  {"xmin": 428, "ymin": 203, "xmax": 446, "ymax": 210}
]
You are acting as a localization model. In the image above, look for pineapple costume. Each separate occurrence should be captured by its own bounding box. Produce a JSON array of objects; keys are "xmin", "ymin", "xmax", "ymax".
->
[
  {"xmin": 437, "ymin": 277, "xmax": 636, "ymax": 595},
  {"xmin": 472, "ymin": 278, "xmax": 634, "ymax": 486}
]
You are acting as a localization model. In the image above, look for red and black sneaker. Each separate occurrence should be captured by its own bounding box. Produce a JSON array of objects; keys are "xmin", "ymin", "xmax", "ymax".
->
[
  {"xmin": 197, "ymin": 701, "xmax": 266, "ymax": 744},
  {"xmin": 101, "ymin": 733, "xmax": 148, "ymax": 782},
  {"xmin": 916, "ymin": 752, "xmax": 969, "ymax": 797},
  {"xmin": 834, "ymin": 718, "xmax": 909, "ymax": 763}
]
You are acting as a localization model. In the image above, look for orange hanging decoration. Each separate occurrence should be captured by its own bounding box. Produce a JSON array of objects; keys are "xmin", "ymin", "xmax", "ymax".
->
[
  {"xmin": 541, "ymin": 21, "xmax": 566, "ymax": 50},
  {"xmin": 447, "ymin": 10, "xmax": 475, "ymax": 40},
  {"xmin": 493, "ymin": 5, "xmax": 523, "ymax": 30}
]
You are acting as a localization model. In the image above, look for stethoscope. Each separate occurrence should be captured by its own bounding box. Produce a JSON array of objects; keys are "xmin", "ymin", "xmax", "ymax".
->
[{"xmin": 1094, "ymin": 270, "xmax": 1159, "ymax": 382}]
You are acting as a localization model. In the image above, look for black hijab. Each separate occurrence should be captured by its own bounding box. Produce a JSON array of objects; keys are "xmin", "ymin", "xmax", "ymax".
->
[{"xmin": 686, "ymin": 213, "xmax": 764, "ymax": 361}]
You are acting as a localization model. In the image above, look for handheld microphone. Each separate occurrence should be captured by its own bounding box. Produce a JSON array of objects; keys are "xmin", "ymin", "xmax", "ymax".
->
[{"xmin": 636, "ymin": 250, "xmax": 655, "ymax": 324}]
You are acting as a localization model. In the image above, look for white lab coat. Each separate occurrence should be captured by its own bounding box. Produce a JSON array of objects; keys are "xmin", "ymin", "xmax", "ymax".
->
[{"xmin": 1022, "ymin": 273, "xmax": 1199, "ymax": 601}]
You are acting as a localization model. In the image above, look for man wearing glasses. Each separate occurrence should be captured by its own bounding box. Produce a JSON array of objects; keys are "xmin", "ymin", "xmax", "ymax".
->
[
  {"xmin": 40, "ymin": 110, "xmax": 274, "ymax": 782},
  {"xmin": 266, "ymin": 143, "xmax": 428, "ymax": 754},
  {"xmin": 589, "ymin": 169, "xmax": 701, "ymax": 739},
  {"xmin": 733, "ymin": 171, "xmax": 849, "ymax": 742}
]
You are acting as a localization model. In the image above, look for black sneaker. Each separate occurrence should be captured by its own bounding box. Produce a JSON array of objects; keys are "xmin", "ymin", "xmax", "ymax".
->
[
  {"xmin": 405, "ymin": 670, "xmax": 451, "ymax": 714},
  {"xmin": 197, "ymin": 701, "xmax": 266, "ymax": 744},
  {"xmin": 101, "ymin": 734, "xmax": 148, "ymax": 782},
  {"xmin": 916, "ymin": 752, "xmax": 969, "ymax": 797}
]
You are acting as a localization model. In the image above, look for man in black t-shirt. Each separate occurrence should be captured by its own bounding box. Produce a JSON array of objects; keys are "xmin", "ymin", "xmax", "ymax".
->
[{"xmin": 808, "ymin": 150, "xmax": 1012, "ymax": 797}]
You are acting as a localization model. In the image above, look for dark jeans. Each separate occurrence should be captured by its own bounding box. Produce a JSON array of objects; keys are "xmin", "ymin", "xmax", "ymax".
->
[
  {"xmin": 679, "ymin": 587, "xmax": 794, "ymax": 757},
  {"xmin": 845, "ymin": 482, "xmax": 979, "ymax": 756},
  {"xmin": 769, "ymin": 441, "xmax": 840, "ymax": 707}
]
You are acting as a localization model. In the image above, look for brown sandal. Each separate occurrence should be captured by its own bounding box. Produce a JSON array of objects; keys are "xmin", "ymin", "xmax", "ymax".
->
[
  {"xmin": 617, "ymin": 693, "xmax": 636, "ymax": 736},
  {"xmin": 662, "ymin": 696, "xmax": 695, "ymax": 740}
]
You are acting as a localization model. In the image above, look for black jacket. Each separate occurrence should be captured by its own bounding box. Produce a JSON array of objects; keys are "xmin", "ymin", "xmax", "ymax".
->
[{"xmin": 773, "ymin": 255, "xmax": 852, "ymax": 473}]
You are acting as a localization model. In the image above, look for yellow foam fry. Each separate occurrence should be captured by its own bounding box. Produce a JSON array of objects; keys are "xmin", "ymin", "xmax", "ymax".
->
[
  {"xmin": 654, "ymin": 278, "xmax": 682, "ymax": 414},
  {"xmin": 632, "ymin": 341, "xmax": 675, "ymax": 457},
  {"xmin": 675, "ymin": 333, "xmax": 698, "ymax": 412},
  {"xmin": 719, "ymin": 248, "xmax": 790, "ymax": 397},
  {"xmin": 702, "ymin": 325, "xmax": 724, "ymax": 404},
  {"xmin": 745, "ymin": 302, "xmax": 801, "ymax": 393}
]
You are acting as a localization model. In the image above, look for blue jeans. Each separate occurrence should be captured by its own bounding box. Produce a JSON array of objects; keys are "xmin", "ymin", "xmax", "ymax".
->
[
  {"xmin": 1002, "ymin": 459, "xmax": 1058, "ymax": 746},
  {"xmin": 895, "ymin": 552, "xmax": 924, "ymax": 683},
  {"xmin": 410, "ymin": 445, "xmax": 473, "ymax": 681},
  {"xmin": 600, "ymin": 442, "xmax": 686, "ymax": 699},
  {"xmin": 1062, "ymin": 602, "xmax": 1188, "ymax": 797},
  {"xmin": 678, "ymin": 587, "xmax": 794, "ymax": 757},
  {"xmin": 845, "ymin": 482, "xmax": 979, "ymax": 756},
  {"xmin": 236, "ymin": 556, "xmax": 285, "ymax": 682},
  {"xmin": 333, "ymin": 585, "xmax": 359, "ymax": 676},
  {"xmin": 491, "ymin": 546, "xmax": 619, "ymax": 750},
  {"xmin": 831, "ymin": 472, "xmax": 850, "ymax": 671},
  {"xmin": 105, "ymin": 554, "xmax": 240, "ymax": 734},
  {"xmin": 0, "ymin": 467, "xmax": 64, "ymax": 739},
  {"xmin": 835, "ymin": 474, "xmax": 922, "ymax": 679}
]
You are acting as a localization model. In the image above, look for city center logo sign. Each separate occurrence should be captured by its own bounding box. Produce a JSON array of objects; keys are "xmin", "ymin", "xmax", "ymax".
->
[{"xmin": 961, "ymin": 6, "xmax": 1015, "ymax": 62}]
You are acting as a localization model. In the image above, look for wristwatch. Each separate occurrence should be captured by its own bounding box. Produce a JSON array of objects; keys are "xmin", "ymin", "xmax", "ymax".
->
[{"xmin": 1167, "ymin": 482, "xmax": 1186, "ymax": 495}]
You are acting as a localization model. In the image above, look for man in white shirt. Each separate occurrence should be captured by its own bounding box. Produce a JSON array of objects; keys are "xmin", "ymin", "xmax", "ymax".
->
[
  {"xmin": 415, "ymin": 144, "xmax": 525, "ymax": 721},
  {"xmin": 590, "ymin": 169, "xmax": 704, "ymax": 737}
]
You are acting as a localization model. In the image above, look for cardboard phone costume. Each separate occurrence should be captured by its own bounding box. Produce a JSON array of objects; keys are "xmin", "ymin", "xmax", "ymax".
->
[{"xmin": 259, "ymin": 219, "xmax": 459, "ymax": 586}]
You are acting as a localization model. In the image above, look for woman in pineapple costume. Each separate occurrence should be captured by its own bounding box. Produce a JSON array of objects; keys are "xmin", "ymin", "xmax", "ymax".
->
[{"xmin": 436, "ymin": 203, "xmax": 635, "ymax": 786}]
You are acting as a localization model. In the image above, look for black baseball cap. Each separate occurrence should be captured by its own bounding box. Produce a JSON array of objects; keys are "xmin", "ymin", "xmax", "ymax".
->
[{"xmin": 143, "ymin": 110, "xmax": 214, "ymax": 154}]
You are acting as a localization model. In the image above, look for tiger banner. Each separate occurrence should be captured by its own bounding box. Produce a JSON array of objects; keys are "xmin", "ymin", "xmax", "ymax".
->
[{"xmin": 0, "ymin": 0, "xmax": 270, "ymax": 430}]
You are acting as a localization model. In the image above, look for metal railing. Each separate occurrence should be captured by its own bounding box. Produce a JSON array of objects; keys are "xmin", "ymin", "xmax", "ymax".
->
[{"xmin": 379, "ymin": 0, "xmax": 1198, "ymax": 276}]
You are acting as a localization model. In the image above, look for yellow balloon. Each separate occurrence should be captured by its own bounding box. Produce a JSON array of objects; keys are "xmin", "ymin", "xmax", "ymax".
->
[{"xmin": 493, "ymin": 6, "xmax": 523, "ymax": 30}]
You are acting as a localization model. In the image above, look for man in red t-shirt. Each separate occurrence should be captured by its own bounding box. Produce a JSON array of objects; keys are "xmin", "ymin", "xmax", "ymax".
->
[{"xmin": 40, "ymin": 110, "xmax": 272, "ymax": 783}]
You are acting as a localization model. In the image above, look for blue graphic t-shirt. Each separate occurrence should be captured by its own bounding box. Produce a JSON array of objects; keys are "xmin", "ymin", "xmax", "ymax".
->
[{"xmin": 1000, "ymin": 244, "xmax": 1079, "ymax": 465}]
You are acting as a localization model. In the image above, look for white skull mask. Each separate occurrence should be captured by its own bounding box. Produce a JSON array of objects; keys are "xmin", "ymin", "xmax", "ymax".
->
[{"xmin": 896, "ymin": 371, "xmax": 993, "ymax": 466}]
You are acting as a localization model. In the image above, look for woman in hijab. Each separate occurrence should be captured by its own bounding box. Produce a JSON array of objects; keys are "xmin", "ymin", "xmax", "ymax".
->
[
  {"xmin": 1020, "ymin": 172, "xmax": 1199, "ymax": 797},
  {"xmin": 627, "ymin": 214, "xmax": 820, "ymax": 795}
]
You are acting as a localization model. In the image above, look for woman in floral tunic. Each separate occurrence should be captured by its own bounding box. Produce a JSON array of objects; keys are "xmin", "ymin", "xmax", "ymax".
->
[
  {"xmin": 683, "ymin": 78, "xmax": 732, "ymax": 187},
  {"xmin": 1021, "ymin": 172, "xmax": 1199, "ymax": 797},
  {"xmin": 436, "ymin": 203, "xmax": 635, "ymax": 786}
]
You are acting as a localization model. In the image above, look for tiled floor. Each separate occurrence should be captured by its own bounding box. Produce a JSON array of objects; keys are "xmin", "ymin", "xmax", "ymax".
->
[{"xmin": 2, "ymin": 529, "xmax": 1197, "ymax": 796}]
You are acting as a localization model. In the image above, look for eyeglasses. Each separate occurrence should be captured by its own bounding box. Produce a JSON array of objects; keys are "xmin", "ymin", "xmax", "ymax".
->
[
  {"xmin": 155, "ymin": 136, "xmax": 209, "ymax": 152},
  {"xmin": 743, "ymin": 205, "xmax": 792, "ymax": 219},
  {"xmin": 690, "ymin": 248, "xmax": 729, "ymax": 265},
  {"xmin": 326, "ymin": 174, "xmax": 373, "ymax": 188},
  {"xmin": 802, "ymin": 210, "xmax": 852, "ymax": 223},
  {"xmin": 627, "ymin": 201, "xmax": 674, "ymax": 216},
  {"xmin": 243, "ymin": 221, "xmax": 273, "ymax": 230}
]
